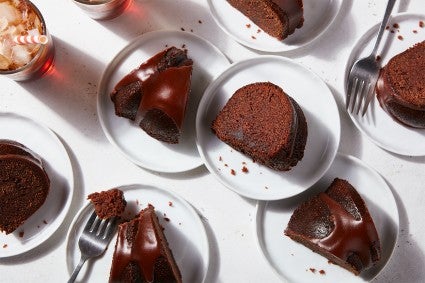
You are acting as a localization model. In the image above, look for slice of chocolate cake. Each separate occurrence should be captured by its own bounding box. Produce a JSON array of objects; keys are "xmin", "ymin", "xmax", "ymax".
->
[
  {"xmin": 0, "ymin": 140, "xmax": 50, "ymax": 234},
  {"xmin": 226, "ymin": 0, "xmax": 304, "ymax": 40},
  {"xmin": 109, "ymin": 205, "xmax": 182, "ymax": 283},
  {"xmin": 376, "ymin": 41, "xmax": 425, "ymax": 128},
  {"xmin": 87, "ymin": 188, "xmax": 127, "ymax": 220},
  {"xmin": 212, "ymin": 82, "xmax": 307, "ymax": 171},
  {"xmin": 110, "ymin": 46, "xmax": 193, "ymax": 143},
  {"xmin": 285, "ymin": 178, "xmax": 381, "ymax": 275}
]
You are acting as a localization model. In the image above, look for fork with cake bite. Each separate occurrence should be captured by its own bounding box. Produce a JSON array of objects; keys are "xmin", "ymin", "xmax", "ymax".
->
[{"xmin": 346, "ymin": 0, "xmax": 397, "ymax": 116}]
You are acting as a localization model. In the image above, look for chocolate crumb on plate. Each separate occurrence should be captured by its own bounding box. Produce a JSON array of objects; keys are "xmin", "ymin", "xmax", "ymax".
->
[
  {"xmin": 419, "ymin": 20, "xmax": 424, "ymax": 28},
  {"xmin": 3, "ymin": 244, "xmax": 7, "ymax": 248},
  {"xmin": 230, "ymin": 169, "xmax": 236, "ymax": 175},
  {"xmin": 309, "ymin": 268, "xmax": 316, "ymax": 273},
  {"xmin": 18, "ymin": 231, "xmax": 24, "ymax": 238},
  {"xmin": 319, "ymin": 270, "xmax": 326, "ymax": 275},
  {"xmin": 397, "ymin": 35, "xmax": 404, "ymax": 40},
  {"xmin": 242, "ymin": 166, "xmax": 249, "ymax": 173}
]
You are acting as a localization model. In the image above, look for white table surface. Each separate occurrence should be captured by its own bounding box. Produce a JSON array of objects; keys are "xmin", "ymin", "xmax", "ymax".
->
[{"xmin": 1, "ymin": 0, "xmax": 424, "ymax": 282}]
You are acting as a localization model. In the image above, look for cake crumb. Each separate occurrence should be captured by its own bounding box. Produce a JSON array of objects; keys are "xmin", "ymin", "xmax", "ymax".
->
[
  {"xmin": 393, "ymin": 23, "xmax": 399, "ymax": 28},
  {"xmin": 181, "ymin": 44, "xmax": 186, "ymax": 49},
  {"xmin": 43, "ymin": 220, "xmax": 47, "ymax": 224},
  {"xmin": 309, "ymin": 268, "xmax": 316, "ymax": 273},
  {"xmin": 397, "ymin": 35, "xmax": 404, "ymax": 40},
  {"xmin": 180, "ymin": 27, "xmax": 185, "ymax": 31},
  {"xmin": 3, "ymin": 244, "xmax": 7, "ymax": 248},
  {"xmin": 251, "ymin": 36, "xmax": 256, "ymax": 40},
  {"xmin": 242, "ymin": 166, "xmax": 249, "ymax": 173},
  {"xmin": 413, "ymin": 30, "xmax": 418, "ymax": 33},
  {"xmin": 390, "ymin": 30, "xmax": 395, "ymax": 33},
  {"xmin": 246, "ymin": 23, "xmax": 251, "ymax": 28},
  {"xmin": 385, "ymin": 25, "xmax": 390, "ymax": 30},
  {"xmin": 219, "ymin": 156, "xmax": 223, "ymax": 161},
  {"xmin": 376, "ymin": 55, "xmax": 381, "ymax": 61},
  {"xmin": 224, "ymin": 163, "xmax": 228, "ymax": 167},
  {"xmin": 319, "ymin": 270, "xmax": 326, "ymax": 275},
  {"xmin": 136, "ymin": 199, "xmax": 139, "ymax": 205},
  {"xmin": 242, "ymin": 161, "xmax": 247, "ymax": 165},
  {"xmin": 164, "ymin": 217, "xmax": 170, "ymax": 222},
  {"xmin": 230, "ymin": 169, "xmax": 236, "ymax": 175},
  {"xmin": 328, "ymin": 260, "xmax": 333, "ymax": 265},
  {"xmin": 168, "ymin": 201, "xmax": 173, "ymax": 207},
  {"xmin": 257, "ymin": 29, "xmax": 261, "ymax": 33},
  {"xmin": 18, "ymin": 231, "xmax": 24, "ymax": 238},
  {"xmin": 198, "ymin": 20, "xmax": 203, "ymax": 24},
  {"xmin": 165, "ymin": 44, "xmax": 169, "ymax": 47},
  {"xmin": 190, "ymin": 29, "xmax": 194, "ymax": 32},
  {"xmin": 265, "ymin": 186, "xmax": 269, "ymax": 190},
  {"xmin": 419, "ymin": 21, "xmax": 424, "ymax": 28}
]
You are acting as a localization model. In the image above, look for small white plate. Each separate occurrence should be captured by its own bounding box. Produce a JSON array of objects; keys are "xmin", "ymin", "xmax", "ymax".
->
[
  {"xmin": 346, "ymin": 13, "xmax": 425, "ymax": 156},
  {"xmin": 207, "ymin": 0, "xmax": 344, "ymax": 52},
  {"xmin": 0, "ymin": 112, "xmax": 74, "ymax": 258},
  {"xmin": 255, "ymin": 154, "xmax": 399, "ymax": 282},
  {"xmin": 196, "ymin": 56, "xmax": 340, "ymax": 200},
  {"xmin": 97, "ymin": 30, "xmax": 230, "ymax": 172},
  {"xmin": 66, "ymin": 184, "xmax": 209, "ymax": 283}
]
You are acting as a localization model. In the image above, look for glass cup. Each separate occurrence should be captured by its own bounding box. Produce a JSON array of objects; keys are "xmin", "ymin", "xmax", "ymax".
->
[
  {"xmin": 0, "ymin": 0, "xmax": 55, "ymax": 81},
  {"xmin": 72, "ymin": 0, "xmax": 132, "ymax": 20}
]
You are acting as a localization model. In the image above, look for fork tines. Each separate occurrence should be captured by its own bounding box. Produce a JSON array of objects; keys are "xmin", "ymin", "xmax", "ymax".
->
[{"xmin": 346, "ymin": 77, "xmax": 375, "ymax": 115}]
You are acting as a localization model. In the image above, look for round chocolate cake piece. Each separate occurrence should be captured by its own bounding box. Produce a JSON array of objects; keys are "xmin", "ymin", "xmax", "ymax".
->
[
  {"xmin": 0, "ymin": 140, "xmax": 50, "ymax": 235},
  {"xmin": 285, "ymin": 178, "xmax": 381, "ymax": 275},
  {"xmin": 87, "ymin": 188, "xmax": 127, "ymax": 219},
  {"xmin": 226, "ymin": 0, "xmax": 304, "ymax": 40},
  {"xmin": 376, "ymin": 41, "xmax": 425, "ymax": 128},
  {"xmin": 212, "ymin": 82, "xmax": 307, "ymax": 171},
  {"xmin": 110, "ymin": 46, "xmax": 193, "ymax": 144},
  {"xmin": 109, "ymin": 205, "xmax": 182, "ymax": 283}
]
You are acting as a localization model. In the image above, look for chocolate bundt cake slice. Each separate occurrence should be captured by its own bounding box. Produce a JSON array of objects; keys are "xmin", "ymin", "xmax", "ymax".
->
[
  {"xmin": 110, "ymin": 46, "xmax": 193, "ymax": 143},
  {"xmin": 212, "ymin": 82, "xmax": 307, "ymax": 171},
  {"xmin": 226, "ymin": 0, "xmax": 304, "ymax": 40},
  {"xmin": 87, "ymin": 188, "xmax": 127, "ymax": 220},
  {"xmin": 376, "ymin": 41, "xmax": 425, "ymax": 128},
  {"xmin": 0, "ymin": 140, "xmax": 50, "ymax": 234},
  {"xmin": 285, "ymin": 178, "xmax": 381, "ymax": 275},
  {"xmin": 109, "ymin": 205, "xmax": 182, "ymax": 283}
]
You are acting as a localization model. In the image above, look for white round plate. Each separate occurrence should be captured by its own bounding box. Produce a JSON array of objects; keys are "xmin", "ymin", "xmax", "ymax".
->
[
  {"xmin": 256, "ymin": 154, "xmax": 399, "ymax": 282},
  {"xmin": 98, "ymin": 30, "xmax": 230, "ymax": 172},
  {"xmin": 196, "ymin": 56, "xmax": 340, "ymax": 200},
  {"xmin": 0, "ymin": 112, "xmax": 74, "ymax": 258},
  {"xmin": 345, "ymin": 13, "xmax": 425, "ymax": 156},
  {"xmin": 66, "ymin": 184, "xmax": 209, "ymax": 283},
  {"xmin": 207, "ymin": 0, "xmax": 344, "ymax": 52}
]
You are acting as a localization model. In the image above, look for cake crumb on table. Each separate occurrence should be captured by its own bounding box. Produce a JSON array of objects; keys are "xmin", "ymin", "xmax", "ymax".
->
[
  {"xmin": 319, "ymin": 270, "xmax": 326, "ymax": 275},
  {"xmin": 309, "ymin": 268, "xmax": 316, "ymax": 273},
  {"xmin": 230, "ymin": 169, "xmax": 236, "ymax": 175}
]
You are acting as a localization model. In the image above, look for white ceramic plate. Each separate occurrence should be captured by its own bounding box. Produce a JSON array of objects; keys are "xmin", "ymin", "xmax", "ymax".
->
[
  {"xmin": 196, "ymin": 56, "xmax": 340, "ymax": 200},
  {"xmin": 66, "ymin": 184, "xmax": 209, "ymax": 283},
  {"xmin": 208, "ymin": 0, "xmax": 344, "ymax": 52},
  {"xmin": 256, "ymin": 154, "xmax": 399, "ymax": 282},
  {"xmin": 0, "ymin": 112, "xmax": 74, "ymax": 258},
  {"xmin": 98, "ymin": 30, "xmax": 230, "ymax": 172},
  {"xmin": 345, "ymin": 13, "xmax": 425, "ymax": 156}
]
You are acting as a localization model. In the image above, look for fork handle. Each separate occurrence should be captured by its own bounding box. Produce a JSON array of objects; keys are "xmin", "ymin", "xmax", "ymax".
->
[
  {"xmin": 67, "ymin": 256, "xmax": 88, "ymax": 283},
  {"xmin": 371, "ymin": 0, "xmax": 397, "ymax": 56}
]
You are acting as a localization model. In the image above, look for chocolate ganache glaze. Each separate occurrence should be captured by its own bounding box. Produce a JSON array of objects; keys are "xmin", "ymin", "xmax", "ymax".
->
[
  {"xmin": 109, "ymin": 205, "xmax": 182, "ymax": 283},
  {"xmin": 315, "ymin": 192, "xmax": 380, "ymax": 270},
  {"xmin": 111, "ymin": 47, "xmax": 193, "ymax": 143},
  {"xmin": 285, "ymin": 178, "xmax": 381, "ymax": 275}
]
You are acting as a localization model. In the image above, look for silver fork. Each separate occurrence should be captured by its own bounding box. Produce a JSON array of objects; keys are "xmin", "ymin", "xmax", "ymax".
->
[
  {"xmin": 346, "ymin": 0, "xmax": 397, "ymax": 116},
  {"xmin": 67, "ymin": 211, "xmax": 118, "ymax": 283}
]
